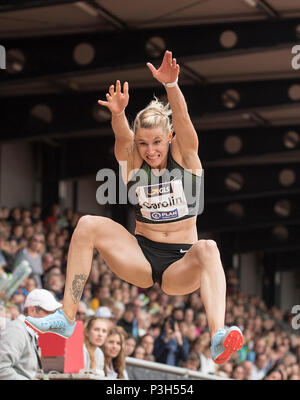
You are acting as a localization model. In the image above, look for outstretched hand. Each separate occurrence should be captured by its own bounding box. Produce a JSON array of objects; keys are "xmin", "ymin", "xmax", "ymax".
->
[
  {"xmin": 146, "ymin": 50, "xmax": 180, "ymax": 85},
  {"xmin": 98, "ymin": 80, "xmax": 129, "ymax": 116}
]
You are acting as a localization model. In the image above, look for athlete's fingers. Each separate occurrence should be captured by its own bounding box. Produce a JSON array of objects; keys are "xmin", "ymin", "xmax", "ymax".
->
[
  {"xmin": 123, "ymin": 81, "xmax": 129, "ymax": 96},
  {"xmin": 146, "ymin": 62, "xmax": 157, "ymax": 75},
  {"xmin": 109, "ymin": 85, "xmax": 114, "ymax": 96},
  {"xmin": 98, "ymin": 99, "xmax": 109, "ymax": 107},
  {"xmin": 116, "ymin": 80, "xmax": 121, "ymax": 93}
]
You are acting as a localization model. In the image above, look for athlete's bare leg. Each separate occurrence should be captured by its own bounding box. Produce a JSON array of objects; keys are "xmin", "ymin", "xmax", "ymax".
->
[
  {"xmin": 161, "ymin": 239, "xmax": 226, "ymax": 338},
  {"xmin": 62, "ymin": 215, "xmax": 153, "ymax": 321}
]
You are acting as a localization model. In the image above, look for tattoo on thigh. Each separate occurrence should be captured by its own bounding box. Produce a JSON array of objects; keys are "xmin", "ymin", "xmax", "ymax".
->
[{"xmin": 70, "ymin": 274, "xmax": 87, "ymax": 304}]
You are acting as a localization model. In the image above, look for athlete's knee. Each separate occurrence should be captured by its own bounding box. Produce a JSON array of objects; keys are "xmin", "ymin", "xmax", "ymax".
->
[
  {"xmin": 193, "ymin": 239, "xmax": 219, "ymax": 259},
  {"xmin": 73, "ymin": 215, "xmax": 105, "ymax": 241}
]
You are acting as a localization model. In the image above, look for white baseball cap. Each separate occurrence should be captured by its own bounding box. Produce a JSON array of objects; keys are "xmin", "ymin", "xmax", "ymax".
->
[
  {"xmin": 95, "ymin": 306, "xmax": 114, "ymax": 319},
  {"xmin": 24, "ymin": 289, "xmax": 62, "ymax": 312}
]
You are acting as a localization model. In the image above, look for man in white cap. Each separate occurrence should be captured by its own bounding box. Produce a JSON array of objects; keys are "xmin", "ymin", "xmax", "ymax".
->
[{"xmin": 0, "ymin": 289, "xmax": 62, "ymax": 380}]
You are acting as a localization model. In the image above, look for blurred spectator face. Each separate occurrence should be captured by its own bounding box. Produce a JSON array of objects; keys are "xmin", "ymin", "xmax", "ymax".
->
[
  {"xmin": 85, "ymin": 318, "xmax": 108, "ymax": 348},
  {"xmin": 192, "ymin": 338, "xmax": 205, "ymax": 354},
  {"xmin": 56, "ymin": 235, "xmax": 66, "ymax": 248},
  {"xmin": 122, "ymin": 290, "xmax": 130, "ymax": 304},
  {"xmin": 289, "ymin": 374, "xmax": 300, "ymax": 380},
  {"xmin": 220, "ymin": 363, "xmax": 233, "ymax": 377},
  {"xmin": 101, "ymin": 273, "xmax": 112, "ymax": 287},
  {"xmin": 7, "ymin": 305, "xmax": 20, "ymax": 320},
  {"xmin": 184, "ymin": 308, "xmax": 194, "ymax": 323},
  {"xmin": 149, "ymin": 325, "xmax": 161, "ymax": 339},
  {"xmin": 195, "ymin": 312, "xmax": 207, "ymax": 328},
  {"xmin": 76, "ymin": 302, "xmax": 87, "ymax": 321},
  {"xmin": 29, "ymin": 234, "xmax": 44, "ymax": 253},
  {"xmin": 22, "ymin": 209, "xmax": 31, "ymax": 219},
  {"xmin": 123, "ymin": 308, "xmax": 135, "ymax": 323},
  {"xmin": 254, "ymin": 339, "xmax": 265, "ymax": 354},
  {"xmin": 103, "ymin": 333, "xmax": 122, "ymax": 360},
  {"xmin": 147, "ymin": 288, "xmax": 159, "ymax": 302},
  {"xmin": 159, "ymin": 293, "xmax": 169, "ymax": 307},
  {"xmin": 42, "ymin": 253, "xmax": 54, "ymax": 272},
  {"xmin": 33, "ymin": 221, "xmax": 44, "ymax": 234},
  {"xmin": 111, "ymin": 278, "xmax": 121, "ymax": 290},
  {"xmin": 232, "ymin": 365, "xmax": 245, "ymax": 380},
  {"xmin": 31, "ymin": 205, "xmax": 41, "ymax": 218},
  {"xmin": 13, "ymin": 224, "xmax": 23, "ymax": 239},
  {"xmin": 242, "ymin": 361, "xmax": 253, "ymax": 379},
  {"xmin": 248, "ymin": 306, "xmax": 256, "ymax": 318},
  {"xmin": 141, "ymin": 334, "xmax": 154, "ymax": 355},
  {"xmin": 130, "ymin": 285, "xmax": 138, "ymax": 298},
  {"xmin": 134, "ymin": 346, "xmax": 146, "ymax": 360},
  {"xmin": 256, "ymin": 354, "xmax": 268, "ymax": 370},
  {"xmin": 265, "ymin": 370, "xmax": 283, "ymax": 380},
  {"xmin": 46, "ymin": 232, "xmax": 56, "ymax": 247},
  {"xmin": 125, "ymin": 337, "xmax": 136, "ymax": 356},
  {"xmin": 99, "ymin": 286, "xmax": 110, "ymax": 300},
  {"xmin": 9, "ymin": 240, "xmax": 18, "ymax": 254},
  {"xmin": 2, "ymin": 207, "xmax": 9, "ymax": 219},
  {"xmin": 25, "ymin": 277, "xmax": 37, "ymax": 293},
  {"xmin": 11, "ymin": 208, "xmax": 21, "ymax": 221},
  {"xmin": 11, "ymin": 293, "xmax": 25, "ymax": 305},
  {"xmin": 112, "ymin": 289, "xmax": 122, "ymax": 302},
  {"xmin": 24, "ymin": 225, "xmax": 34, "ymax": 240},
  {"xmin": 173, "ymin": 308, "xmax": 184, "ymax": 322},
  {"xmin": 186, "ymin": 323, "xmax": 197, "ymax": 342}
]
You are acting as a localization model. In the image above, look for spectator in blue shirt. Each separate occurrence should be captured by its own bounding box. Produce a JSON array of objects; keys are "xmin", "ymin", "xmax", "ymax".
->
[{"xmin": 154, "ymin": 316, "xmax": 189, "ymax": 367}]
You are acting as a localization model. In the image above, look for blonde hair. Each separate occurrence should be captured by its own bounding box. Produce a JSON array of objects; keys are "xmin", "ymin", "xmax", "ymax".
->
[
  {"xmin": 133, "ymin": 97, "xmax": 172, "ymax": 135},
  {"xmin": 103, "ymin": 326, "xmax": 126, "ymax": 379}
]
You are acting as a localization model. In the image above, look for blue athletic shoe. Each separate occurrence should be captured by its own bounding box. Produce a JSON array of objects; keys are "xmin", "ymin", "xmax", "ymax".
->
[
  {"xmin": 211, "ymin": 326, "xmax": 244, "ymax": 364},
  {"xmin": 25, "ymin": 309, "xmax": 76, "ymax": 339}
]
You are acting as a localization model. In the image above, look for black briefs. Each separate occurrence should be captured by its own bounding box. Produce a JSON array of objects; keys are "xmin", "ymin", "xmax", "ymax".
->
[{"xmin": 136, "ymin": 235, "xmax": 192, "ymax": 287}]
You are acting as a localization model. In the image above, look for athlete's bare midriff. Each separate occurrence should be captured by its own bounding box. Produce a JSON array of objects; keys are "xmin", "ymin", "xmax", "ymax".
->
[{"xmin": 134, "ymin": 216, "xmax": 198, "ymax": 244}]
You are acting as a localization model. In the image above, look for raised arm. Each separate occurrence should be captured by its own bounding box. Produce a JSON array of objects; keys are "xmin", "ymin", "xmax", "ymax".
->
[
  {"xmin": 98, "ymin": 80, "xmax": 134, "ymax": 163},
  {"xmin": 147, "ymin": 50, "xmax": 199, "ymax": 154}
]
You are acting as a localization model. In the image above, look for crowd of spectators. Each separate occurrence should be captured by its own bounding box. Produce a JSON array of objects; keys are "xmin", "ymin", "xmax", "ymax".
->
[{"xmin": 0, "ymin": 203, "xmax": 299, "ymax": 380}]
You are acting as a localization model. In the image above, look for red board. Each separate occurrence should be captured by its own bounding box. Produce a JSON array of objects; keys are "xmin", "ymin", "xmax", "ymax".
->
[{"xmin": 38, "ymin": 321, "xmax": 84, "ymax": 373}]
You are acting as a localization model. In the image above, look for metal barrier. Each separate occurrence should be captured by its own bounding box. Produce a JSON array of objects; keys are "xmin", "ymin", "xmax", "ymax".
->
[{"xmin": 125, "ymin": 357, "xmax": 231, "ymax": 380}]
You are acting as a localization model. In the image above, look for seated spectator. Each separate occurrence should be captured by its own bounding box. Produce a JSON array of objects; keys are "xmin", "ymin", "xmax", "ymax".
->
[
  {"xmin": 83, "ymin": 316, "xmax": 108, "ymax": 374},
  {"xmin": 125, "ymin": 334, "xmax": 137, "ymax": 357},
  {"xmin": 102, "ymin": 326, "xmax": 129, "ymax": 379},
  {"xmin": 216, "ymin": 362, "xmax": 233, "ymax": 378},
  {"xmin": 76, "ymin": 301, "xmax": 88, "ymax": 321},
  {"xmin": 182, "ymin": 351, "xmax": 201, "ymax": 371},
  {"xmin": 242, "ymin": 360, "xmax": 253, "ymax": 380},
  {"xmin": 117, "ymin": 303, "xmax": 139, "ymax": 339},
  {"xmin": 43, "ymin": 266, "xmax": 65, "ymax": 301},
  {"xmin": 133, "ymin": 345, "xmax": 146, "ymax": 360},
  {"xmin": 153, "ymin": 316, "xmax": 189, "ymax": 367},
  {"xmin": 30, "ymin": 203, "xmax": 42, "ymax": 224},
  {"xmin": 231, "ymin": 364, "xmax": 246, "ymax": 380},
  {"xmin": 9, "ymin": 224, "xmax": 24, "ymax": 245},
  {"xmin": 247, "ymin": 338, "xmax": 266, "ymax": 363},
  {"xmin": 90, "ymin": 285, "xmax": 111, "ymax": 311},
  {"xmin": 0, "ymin": 288, "xmax": 61, "ymax": 380},
  {"xmin": 140, "ymin": 333, "xmax": 155, "ymax": 362},
  {"xmin": 250, "ymin": 353, "xmax": 269, "ymax": 380},
  {"xmin": 13, "ymin": 234, "xmax": 44, "ymax": 287},
  {"xmin": 263, "ymin": 366, "xmax": 284, "ymax": 380}
]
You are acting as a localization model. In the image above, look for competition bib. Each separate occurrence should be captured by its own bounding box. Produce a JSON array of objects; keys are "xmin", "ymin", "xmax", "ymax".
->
[{"xmin": 136, "ymin": 179, "xmax": 189, "ymax": 222}]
